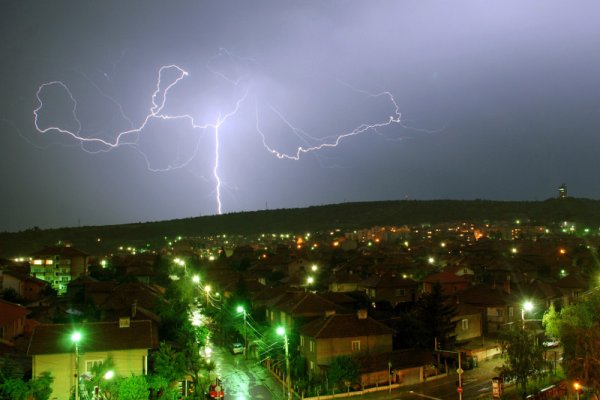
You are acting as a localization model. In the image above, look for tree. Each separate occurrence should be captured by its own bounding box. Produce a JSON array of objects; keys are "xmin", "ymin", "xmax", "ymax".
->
[
  {"xmin": 79, "ymin": 357, "xmax": 116, "ymax": 400},
  {"xmin": 0, "ymin": 371, "xmax": 54, "ymax": 400},
  {"xmin": 541, "ymin": 303, "xmax": 560, "ymax": 339},
  {"xmin": 112, "ymin": 375, "xmax": 149, "ymax": 400},
  {"xmin": 327, "ymin": 355, "xmax": 361, "ymax": 392},
  {"xmin": 496, "ymin": 329, "xmax": 547, "ymax": 399},
  {"xmin": 552, "ymin": 291, "xmax": 600, "ymax": 395},
  {"xmin": 413, "ymin": 282, "xmax": 458, "ymax": 350}
]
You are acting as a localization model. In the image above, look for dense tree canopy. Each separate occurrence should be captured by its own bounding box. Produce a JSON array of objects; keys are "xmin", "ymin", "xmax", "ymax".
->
[
  {"xmin": 544, "ymin": 290, "xmax": 600, "ymax": 395},
  {"xmin": 497, "ymin": 329, "xmax": 547, "ymax": 399}
]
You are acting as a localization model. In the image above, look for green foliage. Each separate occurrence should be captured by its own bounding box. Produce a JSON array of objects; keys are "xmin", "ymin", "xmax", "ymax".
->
[
  {"xmin": 147, "ymin": 375, "xmax": 179, "ymax": 400},
  {"xmin": 542, "ymin": 303, "xmax": 560, "ymax": 340},
  {"xmin": 0, "ymin": 371, "xmax": 54, "ymax": 400},
  {"xmin": 328, "ymin": 355, "xmax": 361, "ymax": 391},
  {"xmin": 152, "ymin": 343, "xmax": 185, "ymax": 384},
  {"xmin": 79, "ymin": 356, "xmax": 116, "ymax": 399},
  {"xmin": 113, "ymin": 375, "xmax": 149, "ymax": 400},
  {"xmin": 497, "ymin": 329, "xmax": 547, "ymax": 398},
  {"xmin": 555, "ymin": 291, "xmax": 600, "ymax": 393}
]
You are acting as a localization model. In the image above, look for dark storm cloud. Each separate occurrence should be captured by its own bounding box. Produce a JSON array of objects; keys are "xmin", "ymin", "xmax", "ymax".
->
[{"xmin": 1, "ymin": 1, "xmax": 599, "ymax": 231}]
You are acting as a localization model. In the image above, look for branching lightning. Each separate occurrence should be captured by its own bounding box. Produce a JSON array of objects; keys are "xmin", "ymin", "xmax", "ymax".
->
[{"xmin": 33, "ymin": 51, "xmax": 430, "ymax": 216}]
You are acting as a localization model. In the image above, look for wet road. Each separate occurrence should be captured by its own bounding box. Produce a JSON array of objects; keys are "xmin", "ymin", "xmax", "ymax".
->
[{"xmin": 209, "ymin": 346, "xmax": 285, "ymax": 400}]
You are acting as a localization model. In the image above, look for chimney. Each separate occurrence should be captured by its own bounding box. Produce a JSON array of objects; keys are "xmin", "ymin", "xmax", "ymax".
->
[{"xmin": 357, "ymin": 309, "xmax": 368, "ymax": 320}]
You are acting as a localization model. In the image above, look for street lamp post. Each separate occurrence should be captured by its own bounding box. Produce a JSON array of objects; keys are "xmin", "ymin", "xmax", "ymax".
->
[
  {"xmin": 237, "ymin": 306, "xmax": 248, "ymax": 359},
  {"xmin": 522, "ymin": 301, "xmax": 533, "ymax": 330},
  {"xmin": 388, "ymin": 361, "xmax": 392, "ymax": 393},
  {"xmin": 205, "ymin": 285, "xmax": 211, "ymax": 306},
  {"xmin": 71, "ymin": 331, "xmax": 82, "ymax": 400},
  {"xmin": 277, "ymin": 327, "xmax": 291, "ymax": 399},
  {"xmin": 574, "ymin": 381, "xmax": 581, "ymax": 400}
]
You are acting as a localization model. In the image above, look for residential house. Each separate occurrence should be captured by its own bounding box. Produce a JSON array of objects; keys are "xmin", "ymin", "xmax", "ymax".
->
[
  {"xmin": 457, "ymin": 282, "xmax": 521, "ymax": 333},
  {"xmin": 327, "ymin": 271, "xmax": 363, "ymax": 293},
  {"xmin": 453, "ymin": 303, "xmax": 482, "ymax": 342},
  {"xmin": 298, "ymin": 310, "xmax": 395, "ymax": 377},
  {"xmin": 422, "ymin": 265, "xmax": 474, "ymax": 295},
  {"xmin": 28, "ymin": 319, "xmax": 157, "ymax": 400},
  {"xmin": 1, "ymin": 270, "xmax": 48, "ymax": 301},
  {"xmin": 264, "ymin": 291, "xmax": 349, "ymax": 330},
  {"xmin": 556, "ymin": 272, "xmax": 589, "ymax": 306},
  {"xmin": 0, "ymin": 299, "xmax": 29, "ymax": 345},
  {"xmin": 30, "ymin": 245, "xmax": 89, "ymax": 295},
  {"xmin": 359, "ymin": 272, "xmax": 418, "ymax": 306}
]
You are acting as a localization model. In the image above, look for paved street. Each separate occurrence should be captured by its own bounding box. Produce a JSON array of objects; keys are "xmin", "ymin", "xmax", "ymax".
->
[{"xmin": 210, "ymin": 345, "xmax": 285, "ymax": 400}]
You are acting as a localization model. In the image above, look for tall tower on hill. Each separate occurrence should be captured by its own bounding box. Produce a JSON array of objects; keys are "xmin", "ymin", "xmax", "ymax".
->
[{"xmin": 558, "ymin": 183, "xmax": 568, "ymax": 199}]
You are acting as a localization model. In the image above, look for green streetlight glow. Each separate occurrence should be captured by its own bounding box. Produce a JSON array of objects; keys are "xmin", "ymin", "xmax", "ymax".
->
[
  {"xmin": 236, "ymin": 305, "xmax": 244, "ymax": 313},
  {"xmin": 276, "ymin": 326, "xmax": 285, "ymax": 336},
  {"xmin": 71, "ymin": 331, "xmax": 82, "ymax": 343}
]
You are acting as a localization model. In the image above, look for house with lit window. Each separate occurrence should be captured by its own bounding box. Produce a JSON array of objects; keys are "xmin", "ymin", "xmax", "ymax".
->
[
  {"xmin": 457, "ymin": 282, "xmax": 521, "ymax": 333},
  {"xmin": 30, "ymin": 245, "xmax": 89, "ymax": 295},
  {"xmin": 297, "ymin": 309, "xmax": 394, "ymax": 376},
  {"xmin": 28, "ymin": 319, "xmax": 157, "ymax": 400}
]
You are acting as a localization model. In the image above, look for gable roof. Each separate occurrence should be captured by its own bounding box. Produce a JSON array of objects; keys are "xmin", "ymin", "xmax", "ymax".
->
[
  {"xmin": 423, "ymin": 271, "xmax": 471, "ymax": 285},
  {"xmin": 276, "ymin": 292, "xmax": 349, "ymax": 317},
  {"xmin": 31, "ymin": 246, "xmax": 88, "ymax": 258},
  {"xmin": 457, "ymin": 284, "xmax": 520, "ymax": 307},
  {"xmin": 298, "ymin": 313, "xmax": 394, "ymax": 339},
  {"xmin": 27, "ymin": 320, "xmax": 155, "ymax": 355}
]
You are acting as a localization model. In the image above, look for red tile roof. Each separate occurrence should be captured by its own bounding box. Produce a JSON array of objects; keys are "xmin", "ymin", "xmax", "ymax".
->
[{"xmin": 27, "ymin": 320, "xmax": 155, "ymax": 355}]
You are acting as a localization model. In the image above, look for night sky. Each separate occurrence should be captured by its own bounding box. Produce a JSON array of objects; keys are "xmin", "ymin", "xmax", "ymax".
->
[{"xmin": 1, "ymin": 1, "xmax": 600, "ymax": 232}]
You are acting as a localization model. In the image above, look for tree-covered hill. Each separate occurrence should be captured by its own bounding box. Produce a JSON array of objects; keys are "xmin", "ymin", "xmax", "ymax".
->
[{"xmin": 1, "ymin": 198, "xmax": 599, "ymax": 257}]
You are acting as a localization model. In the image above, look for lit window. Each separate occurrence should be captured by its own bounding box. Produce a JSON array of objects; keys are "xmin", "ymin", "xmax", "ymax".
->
[
  {"xmin": 33, "ymin": 260, "xmax": 43, "ymax": 265},
  {"xmin": 45, "ymin": 260, "xmax": 53, "ymax": 265},
  {"xmin": 309, "ymin": 340, "xmax": 315, "ymax": 352},
  {"xmin": 461, "ymin": 319, "xmax": 468, "ymax": 330},
  {"xmin": 351, "ymin": 340, "xmax": 360, "ymax": 352}
]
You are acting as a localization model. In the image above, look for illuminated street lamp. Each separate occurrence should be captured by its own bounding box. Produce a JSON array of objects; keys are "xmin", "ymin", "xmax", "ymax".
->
[
  {"xmin": 71, "ymin": 331, "xmax": 82, "ymax": 400},
  {"xmin": 522, "ymin": 301, "xmax": 533, "ymax": 330},
  {"xmin": 574, "ymin": 381, "xmax": 581, "ymax": 400},
  {"xmin": 276, "ymin": 326, "xmax": 291, "ymax": 399},
  {"xmin": 204, "ymin": 285, "xmax": 211, "ymax": 306},
  {"xmin": 192, "ymin": 275, "xmax": 200, "ymax": 284},
  {"xmin": 236, "ymin": 306, "xmax": 248, "ymax": 359}
]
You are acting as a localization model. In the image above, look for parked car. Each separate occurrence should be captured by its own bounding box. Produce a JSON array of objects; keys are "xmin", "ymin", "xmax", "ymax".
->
[
  {"xmin": 543, "ymin": 338, "xmax": 560, "ymax": 348},
  {"xmin": 232, "ymin": 342, "xmax": 244, "ymax": 355}
]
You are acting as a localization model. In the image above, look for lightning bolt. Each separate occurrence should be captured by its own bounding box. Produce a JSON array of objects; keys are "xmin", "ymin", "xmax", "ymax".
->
[
  {"xmin": 255, "ymin": 90, "xmax": 403, "ymax": 160},
  {"xmin": 33, "ymin": 51, "xmax": 434, "ymax": 216},
  {"xmin": 34, "ymin": 64, "xmax": 247, "ymax": 212}
]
